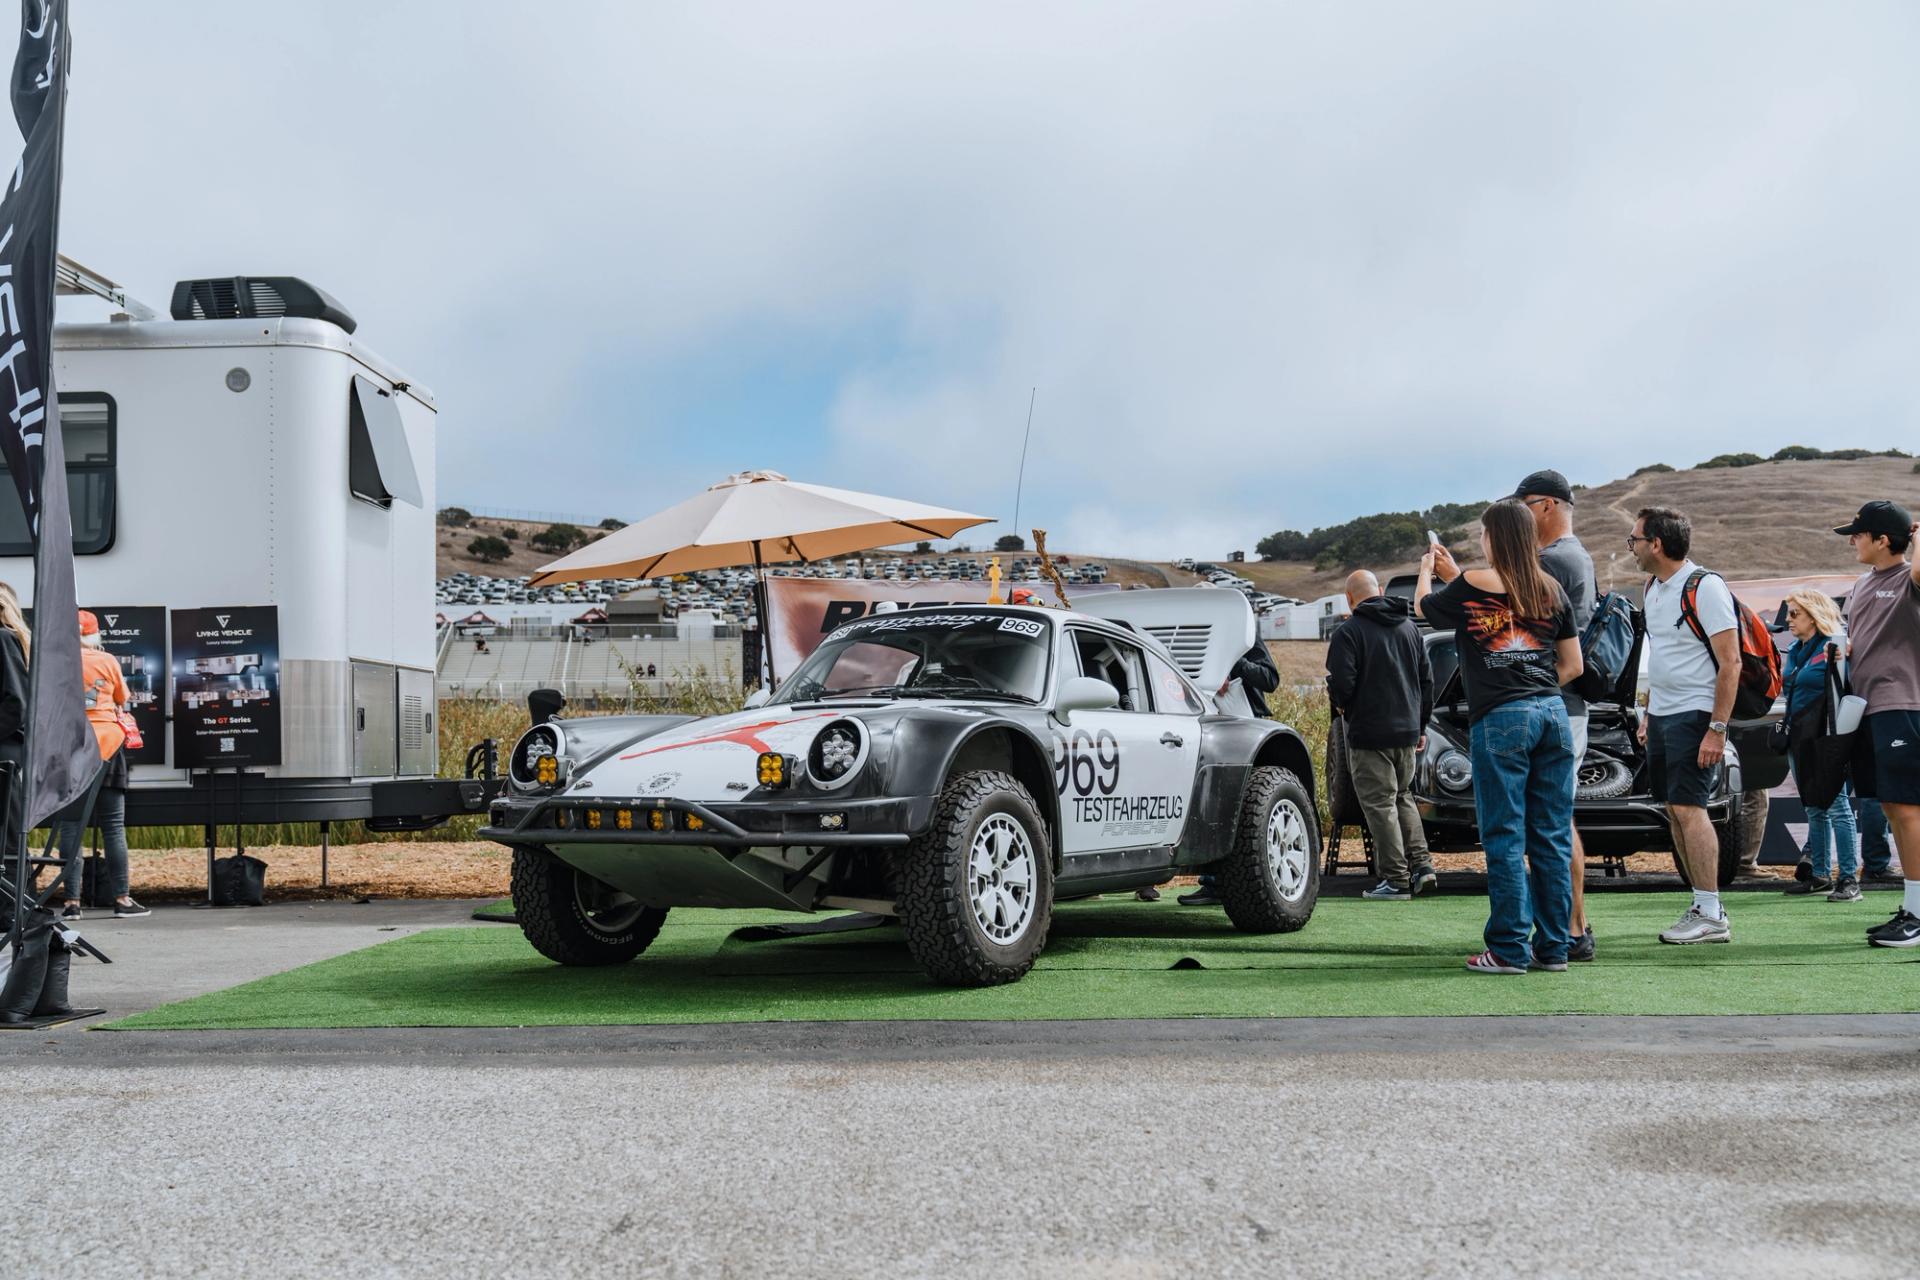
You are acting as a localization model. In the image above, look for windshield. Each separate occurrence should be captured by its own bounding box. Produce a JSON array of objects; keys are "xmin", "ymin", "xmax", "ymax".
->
[{"xmin": 772, "ymin": 611, "xmax": 1053, "ymax": 705}]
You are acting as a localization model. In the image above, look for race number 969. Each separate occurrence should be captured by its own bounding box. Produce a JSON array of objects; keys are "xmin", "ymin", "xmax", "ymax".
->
[{"xmin": 1053, "ymin": 730, "xmax": 1119, "ymax": 797}]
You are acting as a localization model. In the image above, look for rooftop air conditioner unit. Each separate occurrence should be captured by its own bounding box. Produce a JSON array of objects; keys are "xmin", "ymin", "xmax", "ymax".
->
[{"xmin": 169, "ymin": 275, "xmax": 357, "ymax": 333}]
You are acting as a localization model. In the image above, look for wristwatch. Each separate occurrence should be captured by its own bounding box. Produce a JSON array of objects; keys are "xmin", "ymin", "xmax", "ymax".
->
[{"xmin": 1708, "ymin": 720, "xmax": 1728, "ymax": 735}]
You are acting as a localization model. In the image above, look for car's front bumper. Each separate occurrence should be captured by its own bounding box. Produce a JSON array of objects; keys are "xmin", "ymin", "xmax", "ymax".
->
[{"xmin": 480, "ymin": 792, "xmax": 931, "ymax": 849}]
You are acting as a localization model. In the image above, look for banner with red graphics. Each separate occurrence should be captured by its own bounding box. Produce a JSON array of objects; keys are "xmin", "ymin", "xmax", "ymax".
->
[{"xmin": 765, "ymin": 577, "xmax": 1121, "ymax": 683}]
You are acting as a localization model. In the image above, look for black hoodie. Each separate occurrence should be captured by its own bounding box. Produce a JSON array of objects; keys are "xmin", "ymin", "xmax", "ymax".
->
[{"xmin": 1326, "ymin": 595, "xmax": 1432, "ymax": 750}]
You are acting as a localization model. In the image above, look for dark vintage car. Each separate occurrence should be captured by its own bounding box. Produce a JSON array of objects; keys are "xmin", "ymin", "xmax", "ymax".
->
[{"xmin": 1330, "ymin": 608, "xmax": 1784, "ymax": 887}]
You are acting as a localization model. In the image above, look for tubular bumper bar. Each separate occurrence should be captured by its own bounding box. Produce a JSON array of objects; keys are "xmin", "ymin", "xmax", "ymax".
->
[{"xmin": 481, "ymin": 794, "xmax": 916, "ymax": 849}]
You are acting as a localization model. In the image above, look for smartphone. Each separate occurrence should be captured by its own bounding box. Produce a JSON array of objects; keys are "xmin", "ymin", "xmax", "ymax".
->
[{"xmin": 1426, "ymin": 529, "xmax": 1440, "ymax": 548}]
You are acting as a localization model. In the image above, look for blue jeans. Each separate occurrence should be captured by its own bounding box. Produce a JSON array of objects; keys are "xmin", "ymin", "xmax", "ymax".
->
[
  {"xmin": 1858, "ymin": 798, "xmax": 1893, "ymax": 876},
  {"xmin": 1469, "ymin": 695, "xmax": 1575, "ymax": 969},
  {"xmin": 1791, "ymin": 760, "xmax": 1857, "ymax": 880}
]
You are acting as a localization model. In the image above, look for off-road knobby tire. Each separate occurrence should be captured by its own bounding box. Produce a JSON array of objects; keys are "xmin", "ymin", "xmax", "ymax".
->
[
  {"xmin": 895, "ymin": 770, "xmax": 1053, "ymax": 987},
  {"xmin": 511, "ymin": 846, "xmax": 667, "ymax": 967},
  {"xmin": 1325, "ymin": 719, "xmax": 1363, "ymax": 826},
  {"xmin": 1573, "ymin": 754, "xmax": 1634, "ymax": 801},
  {"xmin": 1219, "ymin": 766, "xmax": 1321, "ymax": 933}
]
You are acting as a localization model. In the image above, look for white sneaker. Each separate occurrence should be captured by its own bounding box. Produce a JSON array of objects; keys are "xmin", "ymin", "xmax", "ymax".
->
[{"xmin": 1659, "ymin": 906, "xmax": 1731, "ymax": 945}]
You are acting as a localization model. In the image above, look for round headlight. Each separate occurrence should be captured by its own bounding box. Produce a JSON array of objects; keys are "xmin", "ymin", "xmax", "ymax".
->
[
  {"xmin": 511, "ymin": 724, "xmax": 567, "ymax": 791},
  {"xmin": 807, "ymin": 720, "xmax": 867, "ymax": 791},
  {"xmin": 1435, "ymin": 749, "xmax": 1473, "ymax": 793}
]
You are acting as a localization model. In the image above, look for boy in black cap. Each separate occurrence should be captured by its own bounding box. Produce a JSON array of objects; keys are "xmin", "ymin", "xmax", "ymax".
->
[{"xmin": 1836, "ymin": 501, "xmax": 1920, "ymax": 946}]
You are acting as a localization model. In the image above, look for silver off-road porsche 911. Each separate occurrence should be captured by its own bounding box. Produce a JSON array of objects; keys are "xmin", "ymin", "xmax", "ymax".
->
[{"xmin": 481, "ymin": 589, "xmax": 1321, "ymax": 986}]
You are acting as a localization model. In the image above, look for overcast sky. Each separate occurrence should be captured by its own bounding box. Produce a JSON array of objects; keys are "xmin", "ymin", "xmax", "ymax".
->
[{"xmin": 52, "ymin": 2, "xmax": 1920, "ymax": 556}]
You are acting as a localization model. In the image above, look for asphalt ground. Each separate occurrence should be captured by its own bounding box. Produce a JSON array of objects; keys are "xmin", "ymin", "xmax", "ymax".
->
[{"xmin": 5, "ymin": 900, "xmax": 1920, "ymax": 1278}]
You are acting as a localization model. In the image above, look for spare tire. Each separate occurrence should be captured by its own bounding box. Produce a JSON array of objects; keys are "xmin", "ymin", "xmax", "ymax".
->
[
  {"xmin": 1574, "ymin": 753, "xmax": 1634, "ymax": 801},
  {"xmin": 1326, "ymin": 718, "xmax": 1363, "ymax": 826}
]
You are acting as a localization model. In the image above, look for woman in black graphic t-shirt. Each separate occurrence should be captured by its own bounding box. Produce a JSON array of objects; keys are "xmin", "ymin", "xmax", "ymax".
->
[{"xmin": 1416, "ymin": 500, "xmax": 1582, "ymax": 976}]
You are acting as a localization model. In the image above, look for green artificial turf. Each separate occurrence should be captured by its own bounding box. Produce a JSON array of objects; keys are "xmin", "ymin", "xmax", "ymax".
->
[{"xmin": 106, "ymin": 892, "xmax": 1920, "ymax": 1030}]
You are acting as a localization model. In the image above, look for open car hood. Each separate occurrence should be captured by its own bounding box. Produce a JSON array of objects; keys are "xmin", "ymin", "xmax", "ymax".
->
[{"xmin": 1073, "ymin": 587, "xmax": 1257, "ymax": 696}]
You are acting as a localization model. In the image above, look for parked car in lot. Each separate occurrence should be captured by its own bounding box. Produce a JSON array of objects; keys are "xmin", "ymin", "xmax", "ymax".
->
[
  {"xmin": 484, "ymin": 591, "xmax": 1321, "ymax": 986},
  {"xmin": 1328, "ymin": 616, "xmax": 1782, "ymax": 885}
]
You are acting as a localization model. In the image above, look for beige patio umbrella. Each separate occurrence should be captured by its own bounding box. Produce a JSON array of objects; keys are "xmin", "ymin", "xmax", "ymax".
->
[{"xmin": 529, "ymin": 470, "xmax": 993, "ymax": 682}]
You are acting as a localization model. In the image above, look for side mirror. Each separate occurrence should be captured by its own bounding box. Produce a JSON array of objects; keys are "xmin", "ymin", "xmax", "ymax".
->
[
  {"xmin": 527, "ymin": 687, "xmax": 567, "ymax": 725},
  {"xmin": 1053, "ymin": 676, "xmax": 1120, "ymax": 725},
  {"xmin": 744, "ymin": 687, "xmax": 771, "ymax": 709}
]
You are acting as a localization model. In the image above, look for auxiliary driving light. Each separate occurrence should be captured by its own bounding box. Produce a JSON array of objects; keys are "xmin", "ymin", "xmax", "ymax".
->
[
  {"xmin": 757, "ymin": 752, "xmax": 788, "ymax": 788},
  {"xmin": 616, "ymin": 809, "xmax": 634, "ymax": 830},
  {"xmin": 553, "ymin": 808, "xmax": 572, "ymax": 829},
  {"xmin": 682, "ymin": 812, "xmax": 706, "ymax": 832},
  {"xmin": 649, "ymin": 809, "xmax": 668, "ymax": 831},
  {"xmin": 535, "ymin": 755, "xmax": 559, "ymax": 785},
  {"xmin": 585, "ymin": 809, "xmax": 603, "ymax": 829}
]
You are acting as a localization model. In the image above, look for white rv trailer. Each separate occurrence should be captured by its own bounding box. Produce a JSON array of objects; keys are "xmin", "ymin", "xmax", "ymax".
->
[{"xmin": 0, "ymin": 265, "xmax": 497, "ymax": 828}]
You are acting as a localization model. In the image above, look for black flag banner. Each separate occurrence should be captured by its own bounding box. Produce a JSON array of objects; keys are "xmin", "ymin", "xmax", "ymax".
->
[{"xmin": 0, "ymin": 0, "xmax": 94, "ymax": 831}]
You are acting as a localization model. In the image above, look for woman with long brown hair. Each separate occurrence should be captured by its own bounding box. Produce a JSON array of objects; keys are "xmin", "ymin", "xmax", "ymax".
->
[{"xmin": 1416, "ymin": 499, "xmax": 1584, "ymax": 974}]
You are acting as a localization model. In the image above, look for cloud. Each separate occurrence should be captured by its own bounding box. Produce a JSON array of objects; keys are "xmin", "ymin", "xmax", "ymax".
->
[{"xmin": 54, "ymin": 2, "xmax": 1920, "ymax": 557}]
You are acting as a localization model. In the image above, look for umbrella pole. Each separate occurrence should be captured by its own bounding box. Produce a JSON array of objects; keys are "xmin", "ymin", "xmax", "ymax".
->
[{"xmin": 753, "ymin": 541, "xmax": 777, "ymax": 690}]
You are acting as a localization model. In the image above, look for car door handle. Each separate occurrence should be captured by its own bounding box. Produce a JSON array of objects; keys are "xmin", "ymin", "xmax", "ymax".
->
[{"xmin": 1160, "ymin": 732, "xmax": 1184, "ymax": 748}]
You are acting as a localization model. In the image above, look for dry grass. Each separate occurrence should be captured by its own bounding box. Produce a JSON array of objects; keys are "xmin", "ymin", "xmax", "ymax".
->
[{"xmin": 125, "ymin": 841, "xmax": 510, "ymax": 903}]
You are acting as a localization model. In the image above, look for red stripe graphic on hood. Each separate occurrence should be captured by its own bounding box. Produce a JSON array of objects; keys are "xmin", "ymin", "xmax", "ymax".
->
[{"xmin": 618, "ymin": 712, "xmax": 841, "ymax": 760}]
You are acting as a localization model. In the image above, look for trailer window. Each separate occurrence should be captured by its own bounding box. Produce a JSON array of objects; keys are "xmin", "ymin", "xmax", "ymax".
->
[
  {"xmin": 349, "ymin": 375, "xmax": 422, "ymax": 509},
  {"xmin": 0, "ymin": 393, "xmax": 115, "ymax": 555}
]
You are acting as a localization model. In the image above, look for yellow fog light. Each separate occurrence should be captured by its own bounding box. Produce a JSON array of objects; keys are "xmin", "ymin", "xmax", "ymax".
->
[
  {"xmin": 535, "ymin": 755, "xmax": 559, "ymax": 785},
  {"xmin": 756, "ymin": 752, "xmax": 787, "ymax": 787},
  {"xmin": 585, "ymin": 809, "xmax": 602, "ymax": 829},
  {"xmin": 683, "ymin": 813, "xmax": 706, "ymax": 832},
  {"xmin": 616, "ymin": 809, "xmax": 633, "ymax": 830},
  {"xmin": 649, "ymin": 809, "xmax": 667, "ymax": 831},
  {"xmin": 553, "ymin": 808, "xmax": 571, "ymax": 829}
]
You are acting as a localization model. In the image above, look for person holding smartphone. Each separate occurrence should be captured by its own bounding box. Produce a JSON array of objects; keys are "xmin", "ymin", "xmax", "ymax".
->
[{"xmin": 1416, "ymin": 500, "xmax": 1583, "ymax": 974}]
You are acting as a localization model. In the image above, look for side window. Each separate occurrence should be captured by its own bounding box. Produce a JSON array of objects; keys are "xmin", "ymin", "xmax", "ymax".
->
[
  {"xmin": 1072, "ymin": 631, "xmax": 1151, "ymax": 712},
  {"xmin": 0, "ymin": 393, "xmax": 115, "ymax": 555},
  {"xmin": 1146, "ymin": 650, "xmax": 1204, "ymax": 715}
]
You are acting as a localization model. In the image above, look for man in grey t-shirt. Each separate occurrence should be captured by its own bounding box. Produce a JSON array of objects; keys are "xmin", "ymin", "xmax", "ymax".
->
[{"xmin": 1515, "ymin": 470, "xmax": 1597, "ymax": 959}]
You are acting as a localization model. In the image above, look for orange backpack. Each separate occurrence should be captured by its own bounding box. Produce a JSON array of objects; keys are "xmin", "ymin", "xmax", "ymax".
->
[{"xmin": 1670, "ymin": 569, "xmax": 1784, "ymax": 719}]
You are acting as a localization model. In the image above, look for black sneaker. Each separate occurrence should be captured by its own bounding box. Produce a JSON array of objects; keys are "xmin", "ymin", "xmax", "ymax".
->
[
  {"xmin": 1794, "ymin": 859, "xmax": 1813, "ymax": 883},
  {"xmin": 1864, "ymin": 868, "xmax": 1903, "ymax": 885},
  {"xmin": 1870, "ymin": 912, "xmax": 1920, "ymax": 948},
  {"xmin": 113, "ymin": 898, "xmax": 151, "ymax": 918},
  {"xmin": 1177, "ymin": 889, "xmax": 1222, "ymax": 907},
  {"xmin": 1411, "ymin": 867, "xmax": 1439, "ymax": 897},
  {"xmin": 1568, "ymin": 928, "xmax": 1596, "ymax": 962},
  {"xmin": 1867, "ymin": 909, "xmax": 1917, "ymax": 939},
  {"xmin": 1134, "ymin": 886, "xmax": 1161, "ymax": 903},
  {"xmin": 1827, "ymin": 879, "xmax": 1862, "ymax": 903},
  {"xmin": 60, "ymin": 903, "xmax": 81, "ymax": 919},
  {"xmin": 1784, "ymin": 877, "xmax": 1833, "ymax": 896}
]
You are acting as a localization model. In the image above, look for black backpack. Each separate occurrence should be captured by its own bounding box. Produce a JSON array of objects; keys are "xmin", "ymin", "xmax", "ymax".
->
[{"xmin": 1573, "ymin": 591, "xmax": 1639, "ymax": 701}]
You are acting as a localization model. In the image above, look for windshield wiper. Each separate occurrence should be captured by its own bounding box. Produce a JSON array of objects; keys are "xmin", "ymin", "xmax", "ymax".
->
[{"xmin": 894, "ymin": 684, "xmax": 1038, "ymax": 704}]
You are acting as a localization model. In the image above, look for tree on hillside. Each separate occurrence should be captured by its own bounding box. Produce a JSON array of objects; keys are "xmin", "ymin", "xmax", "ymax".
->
[
  {"xmin": 501, "ymin": 526, "xmax": 518, "ymax": 541},
  {"xmin": 915, "ymin": 541, "xmax": 933, "ymax": 554},
  {"xmin": 994, "ymin": 534, "xmax": 1025, "ymax": 552},
  {"xmin": 1631, "ymin": 463, "xmax": 1674, "ymax": 477},
  {"xmin": 466, "ymin": 535, "xmax": 511, "ymax": 563},
  {"xmin": 1770, "ymin": 445, "xmax": 1823, "ymax": 461},
  {"xmin": 438, "ymin": 506, "xmax": 472, "ymax": 527},
  {"xmin": 1699, "ymin": 452, "xmax": 1765, "ymax": 469},
  {"xmin": 598, "ymin": 517, "xmax": 627, "ymax": 531},
  {"xmin": 530, "ymin": 522, "xmax": 586, "ymax": 553}
]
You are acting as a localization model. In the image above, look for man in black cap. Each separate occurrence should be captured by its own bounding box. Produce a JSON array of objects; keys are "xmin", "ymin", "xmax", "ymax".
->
[
  {"xmin": 1513, "ymin": 470, "xmax": 1599, "ymax": 957},
  {"xmin": 1837, "ymin": 500, "xmax": 1920, "ymax": 948}
]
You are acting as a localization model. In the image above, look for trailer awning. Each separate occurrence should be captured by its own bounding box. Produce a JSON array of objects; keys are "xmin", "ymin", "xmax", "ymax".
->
[{"xmin": 349, "ymin": 375, "xmax": 423, "ymax": 508}]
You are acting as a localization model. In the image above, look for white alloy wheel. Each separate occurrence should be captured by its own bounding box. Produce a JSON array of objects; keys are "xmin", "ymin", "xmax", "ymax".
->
[
  {"xmin": 1266, "ymin": 798, "xmax": 1313, "ymax": 903},
  {"xmin": 968, "ymin": 813, "xmax": 1038, "ymax": 944}
]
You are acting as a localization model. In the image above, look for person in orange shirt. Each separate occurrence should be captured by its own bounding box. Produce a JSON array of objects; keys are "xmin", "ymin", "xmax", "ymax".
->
[{"xmin": 56, "ymin": 611, "xmax": 140, "ymax": 918}]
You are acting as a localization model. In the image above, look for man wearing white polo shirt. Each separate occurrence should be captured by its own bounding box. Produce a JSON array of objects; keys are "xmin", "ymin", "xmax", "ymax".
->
[{"xmin": 1630, "ymin": 507, "xmax": 1741, "ymax": 944}]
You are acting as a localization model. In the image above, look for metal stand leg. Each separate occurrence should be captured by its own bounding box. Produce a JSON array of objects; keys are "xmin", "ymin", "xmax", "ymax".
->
[
  {"xmin": 320, "ymin": 820, "xmax": 330, "ymax": 889},
  {"xmin": 204, "ymin": 821, "xmax": 215, "ymax": 906}
]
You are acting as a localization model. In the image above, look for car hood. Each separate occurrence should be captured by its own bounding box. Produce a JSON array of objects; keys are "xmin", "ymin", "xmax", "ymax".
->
[{"xmin": 568, "ymin": 706, "xmax": 856, "ymax": 802}]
